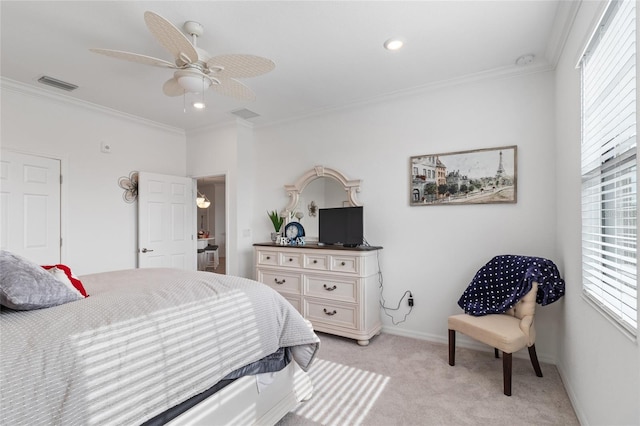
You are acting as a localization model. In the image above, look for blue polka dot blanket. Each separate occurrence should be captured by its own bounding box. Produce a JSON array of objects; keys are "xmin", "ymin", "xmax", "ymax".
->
[{"xmin": 457, "ymin": 255, "xmax": 565, "ymax": 316}]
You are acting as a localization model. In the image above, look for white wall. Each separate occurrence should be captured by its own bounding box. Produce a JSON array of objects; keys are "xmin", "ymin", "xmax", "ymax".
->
[
  {"xmin": 187, "ymin": 121, "xmax": 256, "ymax": 277},
  {"xmin": 0, "ymin": 84, "xmax": 186, "ymax": 275},
  {"xmin": 554, "ymin": 2, "xmax": 640, "ymax": 424},
  {"xmin": 251, "ymin": 71, "xmax": 563, "ymax": 362},
  {"xmin": 214, "ymin": 182, "xmax": 226, "ymax": 255}
]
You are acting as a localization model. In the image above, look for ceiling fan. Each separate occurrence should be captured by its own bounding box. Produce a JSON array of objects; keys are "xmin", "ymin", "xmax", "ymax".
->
[{"xmin": 90, "ymin": 11, "xmax": 274, "ymax": 101}]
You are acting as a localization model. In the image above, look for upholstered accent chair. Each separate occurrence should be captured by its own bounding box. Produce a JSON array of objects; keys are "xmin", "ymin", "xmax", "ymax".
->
[{"xmin": 448, "ymin": 282, "xmax": 543, "ymax": 396}]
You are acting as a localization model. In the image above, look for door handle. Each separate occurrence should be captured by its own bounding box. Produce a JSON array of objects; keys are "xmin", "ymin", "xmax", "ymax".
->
[{"xmin": 141, "ymin": 248, "xmax": 154, "ymax": 253}]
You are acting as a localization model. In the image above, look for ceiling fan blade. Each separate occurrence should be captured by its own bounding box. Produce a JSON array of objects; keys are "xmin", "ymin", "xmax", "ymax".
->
[
  {"xmin": 90, "ymin": 48, "xmax": 177, "ymax": 68},
  {"xmin": 210, "ymin": 77, "xmax": 256, "ymax": 101},
  {"xmin": 144, "ymin": 11, "xmax": 198, "ymax": 65},
  {"xmin": 207, "ymin": 55, "xmax": 275, "ymax": 78},
  {"xmin": 162, "ymin": 77, "xmax": 185, "ymax": 97}
]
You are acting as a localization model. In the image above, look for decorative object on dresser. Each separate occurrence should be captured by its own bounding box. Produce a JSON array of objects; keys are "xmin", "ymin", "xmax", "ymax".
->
[
  {"xmin": 254, "ymin": 243, "xmax": 382, "ymax": 346},
  {"xmin": 267, "ymin": 209, "xmax": 284, "ymax": 242},
  {"xmin": 282, "ymin": 221, "xmax": 306, "ymax": 246}
]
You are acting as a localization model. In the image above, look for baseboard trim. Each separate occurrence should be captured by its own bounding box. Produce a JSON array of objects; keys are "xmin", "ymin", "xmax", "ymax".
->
[
  {"xmin": 555, "ymin": 361, "xmax": 587, "ymax": 425},
  {"xmin": 381, "ymin": 326, "xmax": 556, "ymax": 364}
]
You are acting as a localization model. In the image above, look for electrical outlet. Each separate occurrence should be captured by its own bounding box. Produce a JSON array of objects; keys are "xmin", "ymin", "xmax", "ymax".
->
[{"xmin": 100, "ymin": 141, "xmax": 112, "ymax": 154}]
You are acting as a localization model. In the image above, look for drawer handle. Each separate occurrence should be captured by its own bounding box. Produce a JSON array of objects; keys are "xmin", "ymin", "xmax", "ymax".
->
[
  {"xmin": 289, "ymin": 258, "xmax": 293, "ymax": 262},
  {"xmin": 340, "ymin": 261, "xmax": 346, "ymax": 266},
  {"xmin": 266, "ymin": 256, "xmax": 271, "ymax": 260},
  {"xmin": 313, "ymin": 260, "xmax": 318, "ymax": 264},
  {"xmin": 323, "ymin": 284, "xmax": 337, "ymax": 291},
  {"xmin": 274, "ymin": 278, "xmax": 286, "ymax": 285},
  {"xmin": 323, "ymin": 308, "xmax": 337, "ymax": 316}
]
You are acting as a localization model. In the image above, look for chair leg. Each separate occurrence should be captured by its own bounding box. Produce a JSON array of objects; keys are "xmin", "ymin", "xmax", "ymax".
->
[
  {"xmin": 494, "ymin": 348, "xmax": 500, "ymax": 358},
  {"xmin": 448, "ymin": 329, "xmax": 455, "ymax": 366},
  {"xmin": 502, "ymin": 352, "xmax": 512, "ymax": 396},
  {"xmin": 528, "ymin": 344, "xmax": 543, "ymax": 377}
]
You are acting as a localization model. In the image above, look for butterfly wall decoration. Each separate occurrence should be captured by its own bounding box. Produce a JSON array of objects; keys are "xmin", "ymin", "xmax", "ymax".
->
[{"xmin": 118, "ymin": 171, "xmax": 138, "ymax": 203}]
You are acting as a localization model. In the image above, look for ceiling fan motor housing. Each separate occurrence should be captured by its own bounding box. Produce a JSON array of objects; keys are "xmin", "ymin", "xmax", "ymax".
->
[{"xmin": 183, "ymin": 21, "xmax": 204, "ymax": 37}]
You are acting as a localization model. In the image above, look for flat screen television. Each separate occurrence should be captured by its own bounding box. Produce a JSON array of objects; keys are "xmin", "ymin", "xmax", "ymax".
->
[{"xmin": 318, "ymin": 206, "xmax": 363, "ymax": 247}]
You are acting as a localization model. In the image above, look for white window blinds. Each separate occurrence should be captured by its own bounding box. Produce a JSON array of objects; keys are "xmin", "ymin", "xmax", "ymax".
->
[{"xmin": 581, "ymin": 0, "xmax": 637, "ymax": 334}]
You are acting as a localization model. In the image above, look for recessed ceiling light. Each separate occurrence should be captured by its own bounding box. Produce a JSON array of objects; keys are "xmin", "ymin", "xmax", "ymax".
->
[
  {"xmin": 193, "ymin": 101, "xmax": 206, "ymax": 109},
  {"xmin": 384, "ymin": 38, "xmax": 404, "ymax": 51}
]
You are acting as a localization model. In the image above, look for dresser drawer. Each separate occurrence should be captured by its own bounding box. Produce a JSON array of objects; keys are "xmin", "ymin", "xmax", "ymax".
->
[
  {"xmin": 256, "ymin": 270, "xmax": 302, "ymax": 295},
  {"xmin": 331, "ymin": 255, "xmax": 359, "ymax": 273},
  {"xmin": 256, "ymin": 250, "xmax": 279, "ymax": 266},
  {"xmin": 305, "ymin": 275, "xmax": 358, "ymax": 303},
  {"xmin": 303, "ymin": 254, "xmax": 330, "ymax": 271},
  {"xmin": 305, "ymin": 299, "xmax": 357, "ymax": 330},
  {"xmin": 279, "ymin": 252, "xmax": 303, "ymax": 268}
]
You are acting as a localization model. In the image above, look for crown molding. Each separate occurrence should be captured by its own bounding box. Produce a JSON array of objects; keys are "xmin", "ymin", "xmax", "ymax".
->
[
  {"xmin": 545, "ymin": 0, "xmax": 582, "ymax": 67},
  {"xmin": 0, "ymin": 77, "xmax": 185, "ymax": 136},
  {"xmin": 258, "ymin": 61, "xmax": 554, "ymax": 129}
]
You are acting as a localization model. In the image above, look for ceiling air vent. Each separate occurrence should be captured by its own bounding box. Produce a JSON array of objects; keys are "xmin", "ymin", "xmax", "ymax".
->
[
  {"xmin": 37, "ymin": 76, "xmax": 78, "ymax": 92},
  {"xmin": 230, "ymin": 108, "xmax": 260, "ymax": 120}
]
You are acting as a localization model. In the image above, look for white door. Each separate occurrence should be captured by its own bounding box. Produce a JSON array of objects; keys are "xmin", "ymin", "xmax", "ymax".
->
[
  {"xmin": 138, "ymin": 171, "xmax": 195, "ymax": 269},
  {"xmin": 0, "ymin": 150, "xmax": 61, "ymax": 264}
]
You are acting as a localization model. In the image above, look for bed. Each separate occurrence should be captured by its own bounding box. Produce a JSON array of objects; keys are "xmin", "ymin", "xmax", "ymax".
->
[{"xmin": 0, "ymin": 259, "xmax": 320, "ymax": 425}]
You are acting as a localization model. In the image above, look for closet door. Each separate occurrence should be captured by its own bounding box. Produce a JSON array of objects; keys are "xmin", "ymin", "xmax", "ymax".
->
[{"xmin": 0, "ymin": 150, "xmax": 61, "ymax": 263}]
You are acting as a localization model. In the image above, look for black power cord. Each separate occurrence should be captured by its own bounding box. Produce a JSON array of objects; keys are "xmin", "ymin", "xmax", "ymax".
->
[{"xmin": 372, "ymin": 247, "xmax": 413, "ymax": 325}]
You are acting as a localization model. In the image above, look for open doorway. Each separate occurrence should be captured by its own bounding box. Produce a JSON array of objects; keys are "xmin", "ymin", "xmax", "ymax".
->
[{"xmin": 196, "ymin": 175, "xmax": 226, "ymax": 275}]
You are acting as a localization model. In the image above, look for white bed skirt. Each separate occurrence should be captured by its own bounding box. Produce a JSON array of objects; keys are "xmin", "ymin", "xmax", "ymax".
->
[{"xmin": 168, "ymin": 361, "xmax": 313, "ymax": 426}]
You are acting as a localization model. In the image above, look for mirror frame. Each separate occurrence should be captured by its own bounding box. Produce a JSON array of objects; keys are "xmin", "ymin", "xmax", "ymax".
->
[{"xmin": 283, "ymin": 166, "xmax": 361, "ymax": 216}]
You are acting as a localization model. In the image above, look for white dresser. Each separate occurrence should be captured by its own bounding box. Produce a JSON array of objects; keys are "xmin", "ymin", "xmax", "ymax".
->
[{"xmin": 254, "ymin": 243, "xmax": 383, "ymax": 345}]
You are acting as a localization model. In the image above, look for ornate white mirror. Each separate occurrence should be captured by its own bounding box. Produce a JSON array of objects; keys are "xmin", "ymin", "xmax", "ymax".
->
[{"xmin": 283, "ymin": 166, "xmax": 361, "ymax": 242}]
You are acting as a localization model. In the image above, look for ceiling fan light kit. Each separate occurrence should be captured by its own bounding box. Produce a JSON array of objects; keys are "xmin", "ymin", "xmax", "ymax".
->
[
  {"xmin": 90, "ymin": 11, "xmax": 275, "ymax": 104},
  {"xmin": 176, "ymin": 69, "xmax": 211, "ymax": 93}
]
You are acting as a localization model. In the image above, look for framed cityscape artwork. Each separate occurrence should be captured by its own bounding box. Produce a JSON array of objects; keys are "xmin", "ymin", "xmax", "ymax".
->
[{"xmin": 409, "ymin": 145, "xmax": 517, "ymax": 206}]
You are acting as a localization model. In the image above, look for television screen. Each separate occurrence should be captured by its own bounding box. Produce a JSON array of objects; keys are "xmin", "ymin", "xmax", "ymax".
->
[{"xmin": 318, "ymin": 206, "xmax": 363, "ymax": 247}]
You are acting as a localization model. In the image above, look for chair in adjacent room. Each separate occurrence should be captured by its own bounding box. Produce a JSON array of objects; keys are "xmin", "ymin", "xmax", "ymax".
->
[
  {"xmin": 448, "ymin": 281, "xmax": 543, "ymax": 396},
  {"xmin": 203, "ymin": 244, "xmax": 219, "ymax": 271}
]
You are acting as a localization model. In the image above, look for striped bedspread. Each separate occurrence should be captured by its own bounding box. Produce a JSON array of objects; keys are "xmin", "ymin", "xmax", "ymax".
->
[{"xmin": 0, "ymin": 268, "xmax": 319, "ymax": 425}]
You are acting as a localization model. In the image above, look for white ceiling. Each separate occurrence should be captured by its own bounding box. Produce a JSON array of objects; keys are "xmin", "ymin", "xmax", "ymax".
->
[{"xmin": 0, "ymin": 1, "xmax": 575, "ymax": 132}]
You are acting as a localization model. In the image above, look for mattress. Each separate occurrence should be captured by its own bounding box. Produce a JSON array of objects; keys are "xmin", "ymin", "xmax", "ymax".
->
[{"xmin": 0, "ymin": 268, "xmax": 319, "ymax": 425}]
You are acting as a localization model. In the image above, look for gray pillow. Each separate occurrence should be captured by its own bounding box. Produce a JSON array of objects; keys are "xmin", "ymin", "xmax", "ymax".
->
[{"xmin": 0, "ymin": 250, "xmax": 82, "ymax": 310}]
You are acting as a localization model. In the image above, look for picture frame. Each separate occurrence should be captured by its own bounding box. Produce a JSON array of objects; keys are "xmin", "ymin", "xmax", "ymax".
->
[{"xmin": 410, "ymin": 145, "xmax": 517, "ymax": 206}]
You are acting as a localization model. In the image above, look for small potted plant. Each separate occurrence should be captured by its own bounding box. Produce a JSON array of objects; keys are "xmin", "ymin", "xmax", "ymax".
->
[{"xmin": 267, "ymin": 210, "xmax": 284, "ymax": 242}]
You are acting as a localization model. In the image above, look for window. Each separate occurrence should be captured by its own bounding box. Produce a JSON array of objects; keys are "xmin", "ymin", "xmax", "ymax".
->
[{"xmin": 580, "ymin": 0, "xmax": 637, "ymax": 334}]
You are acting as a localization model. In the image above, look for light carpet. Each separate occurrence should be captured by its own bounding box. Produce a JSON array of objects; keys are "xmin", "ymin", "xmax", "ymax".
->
[{"xmin": 277, "ymin": 332, "xmax": 579, "ymax": 426}]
